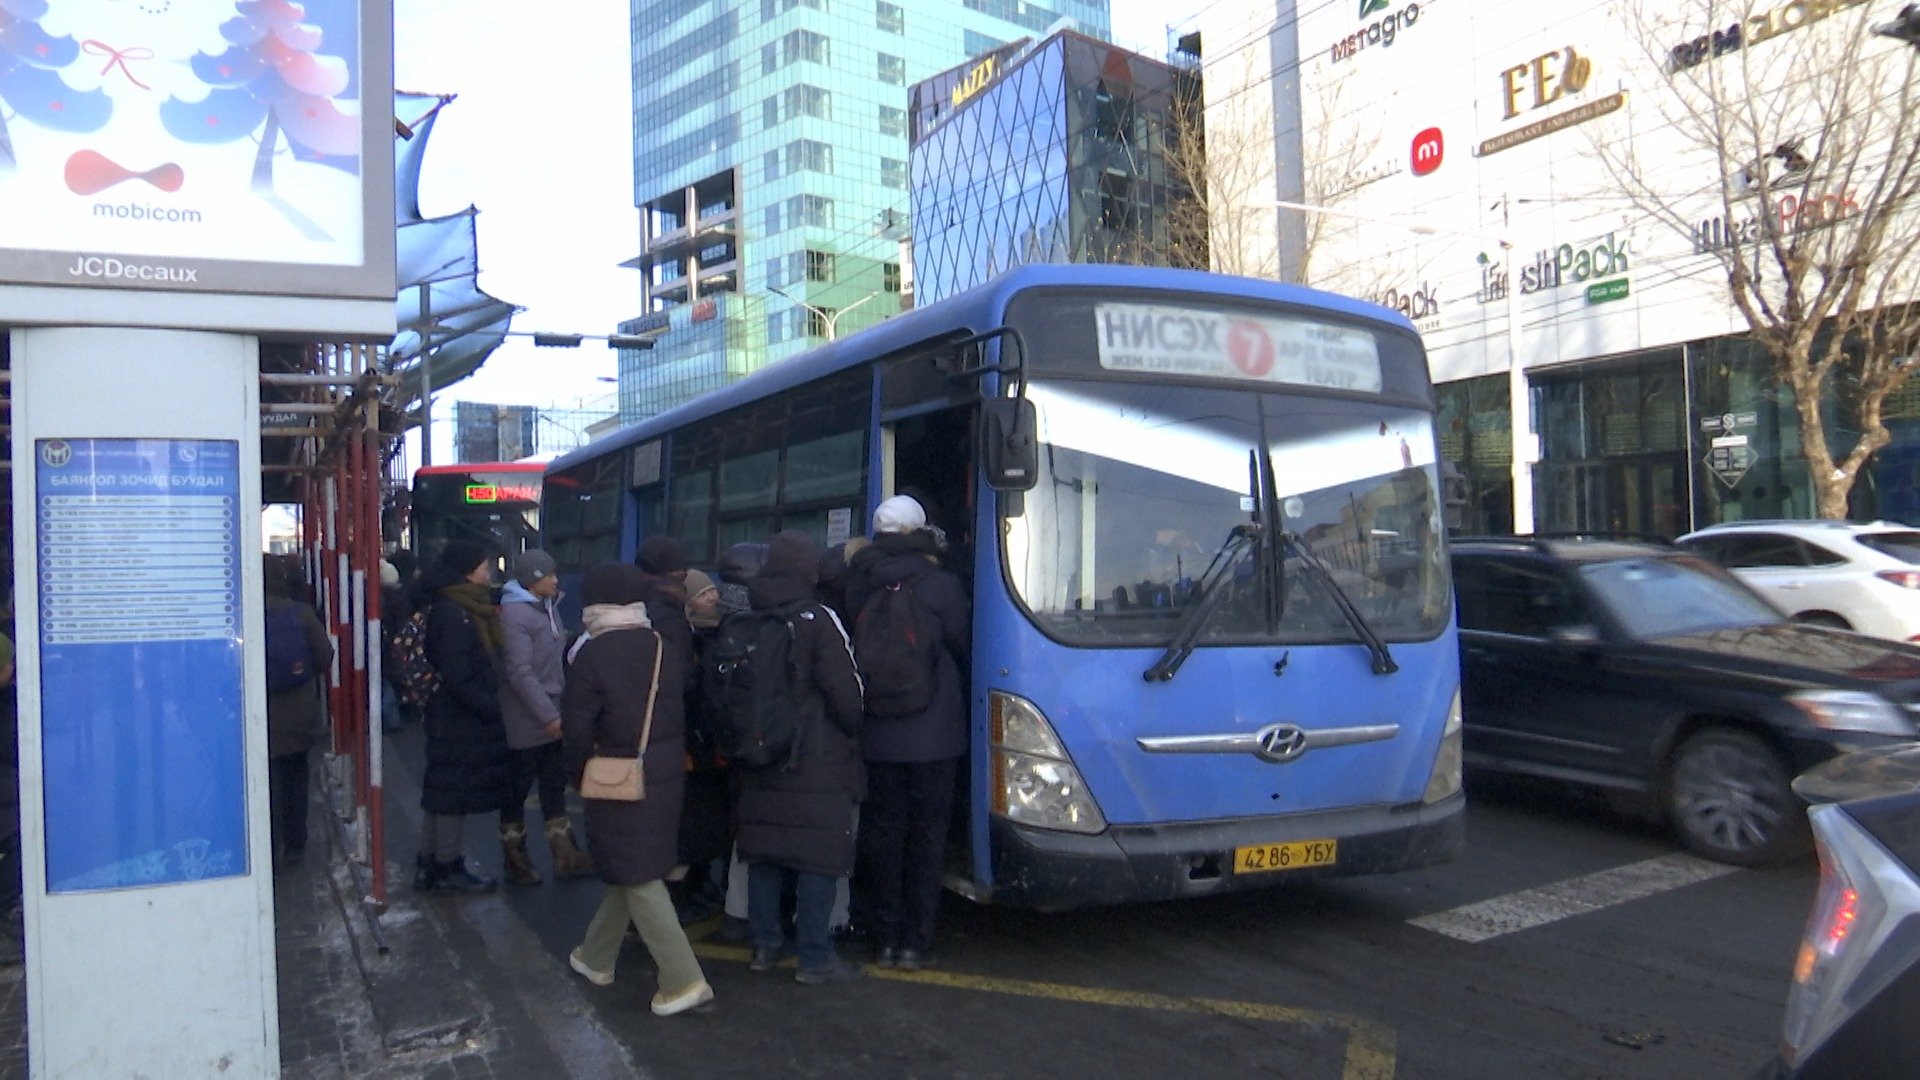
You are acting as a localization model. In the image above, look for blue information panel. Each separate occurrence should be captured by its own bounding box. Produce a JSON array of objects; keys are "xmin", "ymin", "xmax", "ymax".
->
[{"xmin": 35, "ymin": 438, "xmax": 247, "ymax": 892}]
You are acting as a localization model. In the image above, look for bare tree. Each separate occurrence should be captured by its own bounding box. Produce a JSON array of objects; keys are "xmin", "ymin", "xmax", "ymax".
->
[
  {"xmin": 1594, "ymin": 0, "xmax": 1920, "ymax": 518},
  {"xmin": 1160, "ymin": 45, "xmax": 1387, "ymax": 285},
  {"xmin": 1161, "ymin": 48, "xmax": 1279, "ymax": 276}
]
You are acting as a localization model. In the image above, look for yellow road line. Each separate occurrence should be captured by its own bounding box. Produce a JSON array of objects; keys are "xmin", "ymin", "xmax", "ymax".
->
[{"xmin": 687, "ymin": 931, "xmax": 1395, "ymax": 1079}]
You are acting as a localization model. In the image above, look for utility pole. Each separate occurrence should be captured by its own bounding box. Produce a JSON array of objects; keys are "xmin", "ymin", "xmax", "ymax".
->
[{"xmin": 1272, "ymin": 198, "xmax": 1534, "ymax": 534}]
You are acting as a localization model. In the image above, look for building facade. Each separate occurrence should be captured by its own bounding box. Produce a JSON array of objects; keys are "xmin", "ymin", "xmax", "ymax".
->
[
  {"xmin": 909, "ymin": 31, "xmax": 1201, "ymax": 305},
  {"xmin": 621, "ymin": 0, "xmax": 1111, "ymax": 422},
  {"xmin": 1206, "ymin": 0, "xmax": 1920, "ymax": 534}
]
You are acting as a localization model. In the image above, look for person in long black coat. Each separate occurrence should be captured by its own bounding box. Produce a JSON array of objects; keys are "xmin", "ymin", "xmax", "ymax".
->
[
  {"xmin": 562, "ymin": 562, "xmax": 713, "ymax": 1016},
  {"xmin": 843, "ymin": 495, "xmax": 972, "ymax": 969},
  {"xmin": 734, "ymin": 531, "xmax": 868, "ymax": 984},
  {"xmin": 415, "ymin": 540, "xmax": 516, "ymax": 895}
]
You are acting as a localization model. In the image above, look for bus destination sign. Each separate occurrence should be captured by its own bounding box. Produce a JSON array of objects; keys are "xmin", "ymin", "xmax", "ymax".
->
[{"xmin": 1094, "ymin": 304, "xmax": 1383, "ymax": 393}]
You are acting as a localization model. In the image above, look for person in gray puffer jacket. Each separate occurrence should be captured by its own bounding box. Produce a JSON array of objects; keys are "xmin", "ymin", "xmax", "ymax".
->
[{"xmin": 498, "ymin": 550, "xmax": 594, "ymax": 884}]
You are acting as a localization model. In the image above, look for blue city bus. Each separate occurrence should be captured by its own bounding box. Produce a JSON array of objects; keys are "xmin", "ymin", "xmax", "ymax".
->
[{"xmin": 544, "ymin": 264, "xmax": 1463, "ymax": 909}]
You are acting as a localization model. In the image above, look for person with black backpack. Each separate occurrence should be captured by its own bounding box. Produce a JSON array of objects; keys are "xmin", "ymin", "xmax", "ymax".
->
[
  {"xmin": 719, "ymin": 531, "xmax": 867, "ymax": 984},
  {"xmin": 263, "ymin": 556, "xmax": 333, "ymax": 870},
  {"xmin": 844, "ymin": 495, "xmax": 972, "ymax": 971}
]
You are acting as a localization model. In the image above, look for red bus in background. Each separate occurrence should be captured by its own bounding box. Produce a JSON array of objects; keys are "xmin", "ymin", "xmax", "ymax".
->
[{"xmin": 410, "ymin": 461, "xmax": 543, "ymax": 566}]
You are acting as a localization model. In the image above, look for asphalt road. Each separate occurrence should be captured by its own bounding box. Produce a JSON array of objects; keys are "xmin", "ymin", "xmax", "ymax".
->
[{"xmin": 444, "ymin": 770, "xmax": 1811, "ymax": 1080}]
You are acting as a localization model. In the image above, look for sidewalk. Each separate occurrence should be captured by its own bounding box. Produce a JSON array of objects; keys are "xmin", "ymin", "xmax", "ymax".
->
[
  {"xmin": 283, "ymin": 722, "xmax": 637, "ymax": 1078},
  {"xmin": 0, "ymin": 722, "xmax": 642, "ymax": 1079}
]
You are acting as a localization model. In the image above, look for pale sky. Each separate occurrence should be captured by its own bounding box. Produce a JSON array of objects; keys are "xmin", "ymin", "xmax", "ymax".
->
[{"xmin": 392, "ymin": 0, "xmax": 1196, "ymax": 465}]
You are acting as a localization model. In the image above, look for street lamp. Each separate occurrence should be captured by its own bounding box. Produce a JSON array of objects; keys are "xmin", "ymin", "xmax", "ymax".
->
[
  {"xmin": 1272, "ymin": 199, "xmax": 1535, "ymax": 535},
  {"xmin": 770, "ymin": 285, "xmax": 880, "ymax": 342}
]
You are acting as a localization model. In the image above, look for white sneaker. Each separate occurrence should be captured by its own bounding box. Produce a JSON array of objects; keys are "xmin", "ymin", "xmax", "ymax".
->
[
  {"xmin": 651, "ymin": 979, "xmax": 715, "ymax": 1017},
  {"xmin": 568, "ymin": 948, "xmax": 614, "ymax": 987}
]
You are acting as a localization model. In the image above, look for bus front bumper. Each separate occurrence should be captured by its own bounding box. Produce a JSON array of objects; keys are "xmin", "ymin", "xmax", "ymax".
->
[{"xmin": 983, "ymin": 791, "xmax": 1465, "ymax": 911}]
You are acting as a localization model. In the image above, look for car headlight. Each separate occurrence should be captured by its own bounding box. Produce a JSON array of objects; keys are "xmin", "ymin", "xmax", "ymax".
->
[
  {"xmin": 989, "ymin": 691, "xmax": 1106, "ymax": 834},
  {"xmin": 1424, "ymin": 688, "xmax": 1464, "ymax": 803},
  {"xmin": 1787, "ymin": 690, "xmax": 1918, "ymax": 737}
]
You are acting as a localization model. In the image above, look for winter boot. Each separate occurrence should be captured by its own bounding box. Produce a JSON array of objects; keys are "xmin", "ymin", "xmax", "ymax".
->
[
  {"xmin": 546, "ymin": 818, "xmax": 597, "ymax": 878},
  {"xmin": 412, "ymin": 852, "xmax": 439, "ymax": 892},
  {"xmin": 500, "ymin": 823, "xmax": 542, "ymax": 886},
  {"xmin": 432, "ymin": 858, "xmax": 498, "ymax": 895}
]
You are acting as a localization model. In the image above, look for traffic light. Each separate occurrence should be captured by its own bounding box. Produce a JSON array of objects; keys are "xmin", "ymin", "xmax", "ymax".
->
[
  {"xmin": 1875, "ymin": 4, "xmax": 1920, "ymax": 47},
  {"xmin": 605, "ymin": 334, "xmax": 657, "ymax": 350},
  {"xmin": 532, "ymin": 333, "xmax": 584, "ymax": 347}
]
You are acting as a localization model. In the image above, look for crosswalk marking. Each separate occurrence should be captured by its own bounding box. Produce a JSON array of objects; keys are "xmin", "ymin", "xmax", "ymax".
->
[{"xmin": 1409, "ymin": 853, "xmax": 1740, "ymax": 943}]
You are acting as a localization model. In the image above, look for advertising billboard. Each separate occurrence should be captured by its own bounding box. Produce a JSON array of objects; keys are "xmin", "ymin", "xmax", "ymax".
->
[{"xmin": 0, "ymin": 0, "xmax": 394, "ymax": 300}]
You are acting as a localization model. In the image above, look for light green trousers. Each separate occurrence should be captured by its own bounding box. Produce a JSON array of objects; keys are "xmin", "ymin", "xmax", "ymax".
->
[{"xmin": 575, "ymin": 880, "xmax": 706, "ymax": 994}]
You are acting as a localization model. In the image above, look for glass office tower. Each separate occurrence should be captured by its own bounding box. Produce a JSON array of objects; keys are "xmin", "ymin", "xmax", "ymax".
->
[
  {"xmin": 909, "ymin": 30, "xmax": 1198, "ymax": 305},
  {"xmin": 621, "ymin": 0, "xmax": 1111, "ymax": 422}
]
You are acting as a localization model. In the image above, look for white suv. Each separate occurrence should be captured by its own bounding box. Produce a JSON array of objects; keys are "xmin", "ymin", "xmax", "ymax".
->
[{"xmin": 1676, "ymin": 520, "xmax": 1920, "ymax": 642}]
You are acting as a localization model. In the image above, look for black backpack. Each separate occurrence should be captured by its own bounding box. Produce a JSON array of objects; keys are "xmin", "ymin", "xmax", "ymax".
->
[
  {"xmin": 702, "ymin": 602, "xmax": 811, "ymax": 769},
  {"xmin": 853, "ymin": 570, "xmax": 941, "ymax": 719},
  {"xmin": 264, "ymin": 603, "xmax": 318, "ymax": 693}
]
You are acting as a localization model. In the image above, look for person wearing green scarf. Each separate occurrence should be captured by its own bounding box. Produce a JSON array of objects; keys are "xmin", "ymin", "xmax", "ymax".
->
[{"xmin": 414, "ymin": 540, "xmax": 517, "ymax": 895}]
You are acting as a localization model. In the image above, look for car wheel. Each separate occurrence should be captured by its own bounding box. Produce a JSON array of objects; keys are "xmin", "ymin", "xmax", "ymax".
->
[
  {"xmin": 1664, "ymin": 728, "xmax": 1802, "ymax": 866},
  {"xmin": 1795, "ymin": 612, "xmax": 1853, "ymax": 630}
]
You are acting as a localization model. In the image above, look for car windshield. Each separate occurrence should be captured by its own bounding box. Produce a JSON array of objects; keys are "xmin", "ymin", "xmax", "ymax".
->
[
  {"xmin": 1003, "ymin": 378, "xmax": 1452, "ymax": 646},
  {"xmin": 1858, "ymin": 531, "xmax": 1920, "ymax": 564},
  {"xmin": 1579, "ymin": 556, "xmax": 1783, "ymax": 639}
]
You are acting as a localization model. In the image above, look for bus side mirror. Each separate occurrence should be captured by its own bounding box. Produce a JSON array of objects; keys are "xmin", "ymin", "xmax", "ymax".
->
[{"xmin": 981, "ymin": 397, "xmax": 1038, "ymax": 493}]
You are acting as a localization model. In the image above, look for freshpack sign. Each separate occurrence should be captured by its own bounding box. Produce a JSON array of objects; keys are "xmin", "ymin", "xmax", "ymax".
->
[
  {"xmin": 1477, "ymin": 232, "xmax": 1631, "ymax": 302},
  {"xmin": 0, "ymin": 0, "xmax": 394, "ymax": 299},
  {"xmin": 1094, "ymin": 303, "xmax": 1384, "ymax": 393}
]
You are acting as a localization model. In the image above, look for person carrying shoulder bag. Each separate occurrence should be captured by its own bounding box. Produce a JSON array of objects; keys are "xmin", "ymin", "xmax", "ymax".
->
[{"xmin": 562, "ymin": 562, "xmax": 713, "ymax": 1017}]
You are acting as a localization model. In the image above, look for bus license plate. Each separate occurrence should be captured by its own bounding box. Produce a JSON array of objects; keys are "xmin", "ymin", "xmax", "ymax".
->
[{"xmin": 1233, "ymin": 839, "xmax": 1338, "ymax": 874}]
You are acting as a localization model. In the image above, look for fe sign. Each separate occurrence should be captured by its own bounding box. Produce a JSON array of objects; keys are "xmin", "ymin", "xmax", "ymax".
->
[{"xmin": 1095, "ymin": 303, "xmax": 1383, "ymax": 393}]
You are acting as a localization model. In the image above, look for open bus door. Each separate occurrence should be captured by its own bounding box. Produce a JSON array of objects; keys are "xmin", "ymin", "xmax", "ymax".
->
[{"xmin": 877, "ymin": 330, "xmax": 1037, "ymax": 896}]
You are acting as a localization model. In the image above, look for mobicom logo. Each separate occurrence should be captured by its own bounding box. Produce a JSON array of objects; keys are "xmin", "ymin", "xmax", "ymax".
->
[
  {"xmin": 65, "ymin": 255, "xmax": 199, "ymax": 283},
  {"xmin": 1332, "ymin": 2, "xmax": 1421, "ymax": 63},
  {"xmin": 1411, "ymin": 128, "xmax": 1445, "ymax": 175}
]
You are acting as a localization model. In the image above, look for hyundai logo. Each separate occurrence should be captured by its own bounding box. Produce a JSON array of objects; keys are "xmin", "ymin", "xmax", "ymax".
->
[{"xmin": 1254, "ymin": 723, "xmax": 1310, "ymax": 763}]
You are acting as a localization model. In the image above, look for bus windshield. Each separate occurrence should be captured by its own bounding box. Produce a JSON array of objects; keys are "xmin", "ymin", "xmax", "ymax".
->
[{"xmin": 1004, "ymin": 378, "xmax": 1451, "ymax": 647}]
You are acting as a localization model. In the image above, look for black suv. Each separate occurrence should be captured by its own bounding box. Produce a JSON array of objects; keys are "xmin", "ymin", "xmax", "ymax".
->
[{"xmin": 1451, "ymin": 537, "xmax": 1920, "ymax": 864}]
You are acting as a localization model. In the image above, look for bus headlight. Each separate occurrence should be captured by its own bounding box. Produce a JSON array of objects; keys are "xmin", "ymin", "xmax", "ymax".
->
[
  {"xmin": 989, "ymin": 691, "xmax": 1106, "ymax": 834},
  {"xmin": 1423, "ymin": 689, "xmax": 1463, "ymax": 804}
]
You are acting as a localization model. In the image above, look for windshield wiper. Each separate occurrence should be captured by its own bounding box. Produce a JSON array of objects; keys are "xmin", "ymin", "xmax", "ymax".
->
[
  {"xmin": 1280, "ymin": 532, "xmax": 1399, "ymax": 676},
  {"xmin": 1143, "ymin": 524, "xmax": 1262, "ymax": 683}
]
